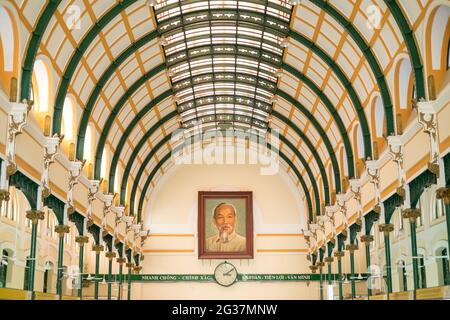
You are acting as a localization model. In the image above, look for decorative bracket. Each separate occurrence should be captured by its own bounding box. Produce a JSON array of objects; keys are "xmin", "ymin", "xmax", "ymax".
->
[
  {"xmin": 101, "ymin": 194, "xmax": 115, "ymax": 228},
  {"xmin": 41, "ymin": 135, "xmax": 64, "ymax": 199},
  {"xmin": 67, "ymin": 160, "xmax": 85, "ymax": 216},
  {"xmin": 87, "ymin": 180, "xmax": 101, "ymax": 219},
  {"xmin": 140, "ymin": 229, "xmax": 150, "ymax": 247},
  {"xmin": 415, "ymin": 100, "xmax": 440, "ymax": 176},
  {"xmin": 5, "ymin": 101, "xmax": 33, "ymax": 181}
]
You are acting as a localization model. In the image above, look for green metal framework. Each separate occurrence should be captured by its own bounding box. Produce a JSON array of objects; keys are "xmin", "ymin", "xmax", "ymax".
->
[
  {"xmin": 135, "ymin": 135, "xmax": 314, "ymax": 223},
  {"xmin": 17, "ymin": 0, "xmax": 428, "ymax": 228},
  {"xmin": 127, "ymin": 129, "xmax": 318, "ymax": 222}
]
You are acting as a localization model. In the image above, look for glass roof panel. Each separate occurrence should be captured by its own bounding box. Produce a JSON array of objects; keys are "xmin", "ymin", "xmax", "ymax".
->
[{"xmin": 155, "ymin": 0, "xmax": 292, "ymax": 131}]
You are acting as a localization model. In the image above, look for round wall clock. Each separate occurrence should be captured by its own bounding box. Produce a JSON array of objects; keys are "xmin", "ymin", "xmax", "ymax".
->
[{"xmin": 214, "ymin": 261, "xmax": 238, "ymax": 287}]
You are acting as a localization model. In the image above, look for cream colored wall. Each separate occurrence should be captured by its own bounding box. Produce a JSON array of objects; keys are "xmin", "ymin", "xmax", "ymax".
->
[{"xmin": 137, "ymin": 163, "xmax": 315, "ymax": 299}]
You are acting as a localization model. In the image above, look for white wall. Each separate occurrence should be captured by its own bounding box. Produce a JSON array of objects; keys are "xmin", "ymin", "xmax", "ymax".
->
[{"xmin": 139, "ymin": 163, "xmax": 315, "ymax": 300}]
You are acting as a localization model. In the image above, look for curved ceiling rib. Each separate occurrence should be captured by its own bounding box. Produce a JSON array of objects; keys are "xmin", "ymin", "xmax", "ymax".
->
[
  {"xmin": 383, "ymin": 0, "xmax": 425, "ymax": 99},
  {"xmin": 120, "ymin": 108, "xmax": 332, "ymax": 210},
  {"xmin": 117, "ymin": 110, "xmax": 327, "ymax": 219},
  {"xmin": 134, "ymin": 136, "xmax": 314, "ymax": 223},
  {"xmin": 20, "ymin": 0, "xmax": 61, "ymax": 101},
  {"xmin": 101, "ymin": 83, "xmax": 341, "ymax": 199},
  {"xmin": 21, "ymin": 0, "xmax": 425, "ymax": 141},
  {"xmin": 308, "ymin": 0, "xmax": 396, "ymax": 135},
  {"xmin": 18, "ymin": 0, "xmax": 429, "ymax": 227},
  {"xmin": 76, "ymin": 30, "xmax": 159, "ymax": 158}
]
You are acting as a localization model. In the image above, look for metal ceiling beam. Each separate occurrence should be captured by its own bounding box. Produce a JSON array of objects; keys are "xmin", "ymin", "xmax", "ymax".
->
[
  {"xmin": 134, "ymin": 135, "xmax": 315, "ymax": 223},
  {"xmin": 119, "ymin": 106, "xmax": 332, "ymax": 212},
  {"xmin": 22, "ymin": 0, "xmax": 425, "ymax": 148}
]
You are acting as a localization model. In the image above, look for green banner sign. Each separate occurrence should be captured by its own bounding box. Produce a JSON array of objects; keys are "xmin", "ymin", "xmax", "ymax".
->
[{"xmin": 87, "ymin": 273, "xmax": 369, "ymax": 283}]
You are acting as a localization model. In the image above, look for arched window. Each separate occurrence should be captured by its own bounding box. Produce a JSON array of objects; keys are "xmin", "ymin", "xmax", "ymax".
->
[
  {"xmin": 43, "ymin": 261, "xmax": 54, "ymax": 293},
  {"xmin": 62, "ymin": 98, "xmax": 74, "ymax": 141},
  {"xmin": 46, "ymin": 210, "xmax": 56, "ymax": 239},
  {"xmin": 23, "ymin": 256, "xmax": 31, "ymax": 291},
  {"xmin": 356, "ymin": 125, "xmax": 364, "ymax": 159},
  {"xmin": 442, "ymin": 248, "xmax": 450, "ymax": 285},
  {"xmin": 398, "ymin": 260, "xmax": 407, "ymax": 292},
  {"xmin": 0, "ymin": 250, "xmax": 8, "ymax": 288},
  {"xmin": 418, "ymin": 254, "xmax": 427, "ymax": 289},
  {"xmin": 32, "ymin": 59, "xmax": 51, "ymax": 113},
  {"xmin": 114, "ymin": 164, "xmax": 121, "ymax": 194},
  {"xmin": 100, "ymin": 148, "xmax": 108, "ymax": 179},
  {"xmin": 429, "ymin": 6, "xmax": 450, "ymax": 71},
  {"xmin": 373, "ymin": 97, "xmax": 385, "ymax": 138},
  {"xmin": 0, "ymin": 5, "xmax": 18, "ymax": 96},
  {"xmin": 397, "ymin": 59, "xmax": 413, "ymax": 110},
  {"xmin": 447, "ymin": 40, "xmax": 450, "ymax": 70},
  {"xmin": 84, "ymin": 124, "xmax": 93, "ymax": 163},
  {"xmin": 1, "ymin": 186, "xmax": 17, "ymax": 221},
  {"xmin": 0, "ymin": 7, "xmax": 15, "ymax": 73},
  {"xmin": 340, "ymin": 147, "xmax": 348, "ymax": 177}
]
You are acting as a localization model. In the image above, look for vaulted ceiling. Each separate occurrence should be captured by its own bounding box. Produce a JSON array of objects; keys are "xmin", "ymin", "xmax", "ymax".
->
[{"xmin": 16, "ymin": 0, "xmax": 426, "ymax": 224}]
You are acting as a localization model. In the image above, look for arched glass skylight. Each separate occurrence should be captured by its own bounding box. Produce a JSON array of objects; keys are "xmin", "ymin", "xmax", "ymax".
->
[{"xmin": 155, "ymin": 0, "xmax": 292, "ymax": 132}]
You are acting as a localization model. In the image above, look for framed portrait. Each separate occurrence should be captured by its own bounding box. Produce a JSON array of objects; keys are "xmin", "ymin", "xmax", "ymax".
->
[{"xmin": 198, "ymin": 191, "xmax": 253, "ymax": 259}]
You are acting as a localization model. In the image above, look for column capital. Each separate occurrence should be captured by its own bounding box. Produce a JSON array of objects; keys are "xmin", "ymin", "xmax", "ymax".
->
[
  {"xmin": 309, "ymin": 265, "xmax": 318, "ymax": 274},
  {"xmin": 117, "ymin": 257, "xmax": 127, "ymax": 264},
  {"xmin": 26, "ymin": 210, "xmax": 45, "ymax": 225},
  {"xmin": 0, "ymin": 189, "xmax": 10, "ymax": 202},
  {"xmin": 436, "ymin": 187, "xmax": 450, "ymax": 205},
  {"xmin": 133, "ymin": 266, "xmax": 142, "ymax": 274},
  {"xmin": 55, "ymin": 225, "xmax": 70, "ymax": 237},
  {"xmin": 378, "ymin": 223, "xmax": 394, "ymax": 235},
  {"xmin": 360, "ymin": 235, "xmax": 374, "ymax": 243},
  {"xmin": 75, "ymin": 236, "xmax": 89, "ymax": 245},
  {"xmin": 92, "ymin": 244, "xmax": 104, "ymax": 253},
  {"xmin": 105, "ymin": 251, "xmax": 117, "ymax": 260},
  {"xmin": 316, "ymin": 261, "xmax": 325, "ymax": 268},
  {"xmin": 324, "ymin": 257, "xmax": 334, "ymax": 264},
  {"xmin": 346, "ymin": 244, "xmax": 359, "ymax": 253},
  {"xmin": 126, "ymin": 262, "xmax": 135, "ymax": 268},
  {"xmin": 334, "ymin": 251, "xmax": 345, "ymax": 259},
  {"xmin": 402, "ymin": 208, "xmax": 421, "ymax": 223}
]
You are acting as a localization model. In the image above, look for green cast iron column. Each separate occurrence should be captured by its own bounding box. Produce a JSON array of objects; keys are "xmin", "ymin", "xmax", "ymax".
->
[
  {"xmin": 93, "ymin": 245, "xmax": 103, "ymax": 300},
  {"xmin": 347, "ymin": 245, "xmax": 357, "ymax": 299},
  {"xmin": 118, "ymin": 260, "xmax": 124, "ymax": 300},
  {"xmin": 335, "ymin": 252, "xmax": 344, "ymax": 300},
  {"xmin": 380, "ymin": 224, "xmax": 394, "ymax": 296},
  {"xmin": 25, "ymin": 210, "xmax": 45, "ymax": 297},
  {"xmin": 437, "ymin": 188, "xmax": 450, "ymax": 285},
  {"xmin": 325, "ymin": 257, "xmax": 333, "ymax": 285},
  {"xmin": 55, "ymin": 225, "xmax": 69, "ymax": 298},
  {"xmin": 106, "ymin": 252, "xmax": 115, "ymax": 300},
  {"xmin": 319, "ymin": 263, "xmax": 324, "ymax": 300},
  {"xmin": 361, "ymin": 235, "xmax": 374, "ymax": 299},
  {"xmin": 446, "ymin": 203, "xmax": 450, "ymax": 284},
  {"xmin": 76, "ymin": 236, "xmax": 88, "ymax": 300},
  {"xmin": 403, "ymin": 209, "xmax": 422, "ymax": 294},
  {"xmin": 127, "ymin": 263, "xmax": 133, "ymax": 300}
]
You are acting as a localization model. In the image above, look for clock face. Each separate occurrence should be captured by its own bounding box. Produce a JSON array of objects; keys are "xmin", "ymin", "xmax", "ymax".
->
[{"xmin": 214, "ymin": 262, "xmax": 238, "ymax": 287}]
